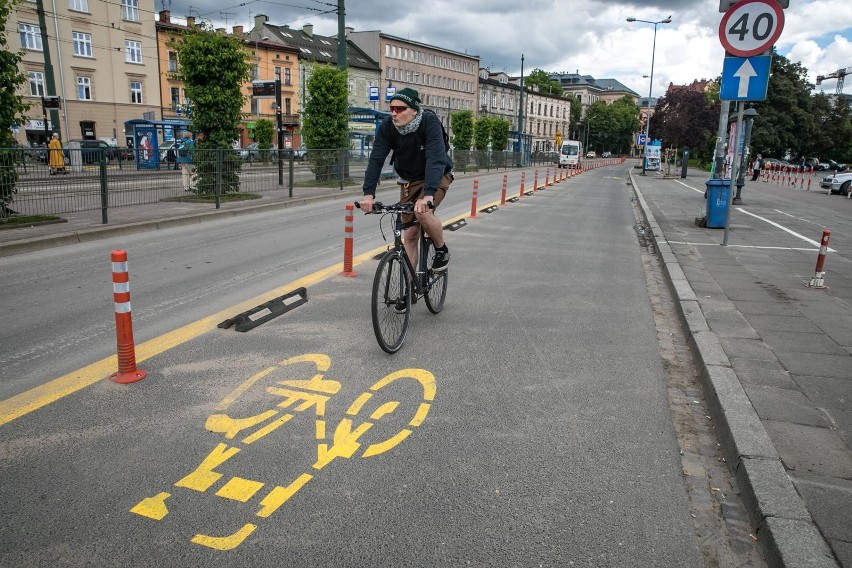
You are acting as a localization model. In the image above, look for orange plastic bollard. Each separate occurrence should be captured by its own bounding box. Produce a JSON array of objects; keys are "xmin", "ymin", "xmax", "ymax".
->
[
  {"xmin": 341, "ymin": 204, "xmax": 356, "ymax": 277},
  {"xmin": 470, "ymin": 179, "xmax": 479, "ymax": 218},
  {"xmin": 500, "ymin": 174, "xmax": 507, "ymax": 205},
  {"xmin": 110, "ymin": 250, "xmax": 146, "ymax": 384}
]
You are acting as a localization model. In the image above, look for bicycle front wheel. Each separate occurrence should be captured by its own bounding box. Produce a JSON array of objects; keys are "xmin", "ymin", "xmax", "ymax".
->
[
  {"xmin": 371, "ymin": 251, "xmax": 411, "ymax": 353},
  {"xmin": 422, "ymin": 238, "xmax": 448, "ymax": 314}
]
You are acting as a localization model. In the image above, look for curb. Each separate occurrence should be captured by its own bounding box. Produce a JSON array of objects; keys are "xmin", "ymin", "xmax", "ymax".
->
[
  {"xmin": 0, "ymin": 188, "xmax": 364, "ymax": 258},
  {"xmin": 629, "ymin": 171, "xmax": 839, "ymax": 568}
]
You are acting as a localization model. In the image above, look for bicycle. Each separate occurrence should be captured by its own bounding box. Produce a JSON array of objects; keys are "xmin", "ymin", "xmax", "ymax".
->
[{"xmin": 355, "ymin": 201, "xmax": 448, "ymax": 353}]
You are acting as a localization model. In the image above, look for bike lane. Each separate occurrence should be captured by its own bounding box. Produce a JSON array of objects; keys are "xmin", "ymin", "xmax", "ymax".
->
[{"xmin": 0, "ymin": 164, "xmax": 705, "ymax": 566}]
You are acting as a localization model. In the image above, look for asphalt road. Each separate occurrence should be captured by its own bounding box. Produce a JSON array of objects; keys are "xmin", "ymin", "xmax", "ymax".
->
[{"xmin": 0, "ymin": 164, "xmax": 708, "ymax": 566}]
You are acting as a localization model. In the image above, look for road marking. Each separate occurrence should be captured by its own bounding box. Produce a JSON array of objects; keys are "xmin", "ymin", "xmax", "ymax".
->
[
  {"xmin": 668, "ymin": 241, "xmax": 820, "ymax": 251},
  {"xmin": 735, "ymin": 208, "xmax": 837, "ymax": 252},
  {"xmin": 130, "ymin": 355, "xmax": 435, "ymax": 550}
]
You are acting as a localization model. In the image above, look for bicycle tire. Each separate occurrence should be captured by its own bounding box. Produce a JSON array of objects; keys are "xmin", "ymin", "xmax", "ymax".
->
[
  {"xmin": 422, "ymin": 238, "xmax": 448, "ymax": 314},
  {"xmin": 371, "ymin": 251, "xmax": 411, "ymax": 353}
]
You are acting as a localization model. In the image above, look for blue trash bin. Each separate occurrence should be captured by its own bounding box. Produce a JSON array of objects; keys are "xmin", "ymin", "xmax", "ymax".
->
[{"xmin": 705, "ymin": 178, "xmax": 731, "ymax": 228}]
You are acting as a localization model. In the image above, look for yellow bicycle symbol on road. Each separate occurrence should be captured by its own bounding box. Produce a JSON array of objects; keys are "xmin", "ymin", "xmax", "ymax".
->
[{"xmin": 131, "ymin": 353, "xmax": 436, "ymax": 550}]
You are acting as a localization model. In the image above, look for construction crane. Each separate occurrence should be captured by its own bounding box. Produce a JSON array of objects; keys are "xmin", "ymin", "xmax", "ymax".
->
[{"xmin": 816, "ymin": 66, "xmax": 852, "ymax": 94}]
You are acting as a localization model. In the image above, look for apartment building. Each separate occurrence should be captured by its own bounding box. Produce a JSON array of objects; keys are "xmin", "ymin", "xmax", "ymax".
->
[
  {"xmin": 346, "ymin": 29, "xmax": 479, "ymax": 140},
  {"xmin": 518, "ymin": 85, "xmax": 572, "ymax": 154},
  {"xmin": 249, "ymin": 16, "xmax": 381, "ymax": 147},
  {"xmin": 477, "ymin": 69, "xmax": 520, "ymax": 150},
  {"xmin": 10, "ymin": 0, "xmax": 161, "ymax": 146},
  {"xmin": 153, "ymin": 12, "xmax": 303, "ymax": 148}
]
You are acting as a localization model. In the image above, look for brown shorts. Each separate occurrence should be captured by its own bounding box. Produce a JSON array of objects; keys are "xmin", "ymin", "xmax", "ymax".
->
[{"xmin": 399, "ymin": 173, "xmax": 452, "ymax": 224}]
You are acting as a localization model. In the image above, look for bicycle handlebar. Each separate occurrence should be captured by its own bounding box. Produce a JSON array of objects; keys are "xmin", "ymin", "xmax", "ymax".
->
[{"xmin": 354, "ymin": 201, "xmax": 433, "ymax": 213}]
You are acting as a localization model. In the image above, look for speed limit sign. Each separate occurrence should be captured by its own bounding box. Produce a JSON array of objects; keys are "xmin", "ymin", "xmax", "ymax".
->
[{"xmin": 719, "ymin": 0, "xmax": 785, "ymax": 57}]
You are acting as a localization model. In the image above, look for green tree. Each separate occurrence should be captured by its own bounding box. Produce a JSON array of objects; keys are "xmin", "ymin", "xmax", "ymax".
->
[
  {"xmin": 253, "ymin": 118, "xmax": 274, "ymax": 162},
  {"xmin": 490, "ymin": 118, "xmax": 511, "ymax": 152},
  {"xmin": 473, "ymin": 118, "xmax": 491, "ymax": 151},
  {"xmin": 525, "ymin": 69, "xmax": 564, "ymax": 97},
  {"xmin": 450, "ymin": 110, "xmax": 474, "ymax": 171},
  {"xmin": 0, "ymin": 0, "xmax": 29, "ymax": 216},
  {"xmin": 301, "ymin": 64, "xmax": 349, "ymax": 181},
  {"xmin": 649, "ymin": 88, "xmax": 719, "ymax": 161},
  {"xmin": 175, "ymin": 28, "xmax": 251, "ymax": 195},
  {"xmin": 749, "ymin": 53, "xmax": 814, "ymax": 159},
  {"xmin": 568, "ymin": 96, "xmax": 582, "ymax": 140}
]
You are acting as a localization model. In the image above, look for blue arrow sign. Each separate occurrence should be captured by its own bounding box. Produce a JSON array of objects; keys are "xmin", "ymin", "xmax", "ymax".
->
[{"xmin": 720, "ymin": 55, "xmax": 771, "ymax": 101}]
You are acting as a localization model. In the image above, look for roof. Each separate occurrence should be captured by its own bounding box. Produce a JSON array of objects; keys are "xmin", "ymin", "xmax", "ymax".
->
[{"xmin": 254, "ymin": 25, "xmax": 380, "ymax": 71}]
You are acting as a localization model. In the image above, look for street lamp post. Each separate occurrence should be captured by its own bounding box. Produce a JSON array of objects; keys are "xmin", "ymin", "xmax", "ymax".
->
[{"xmin": 627, "ymin": 15, "xmax": 672, "ymax": 174}]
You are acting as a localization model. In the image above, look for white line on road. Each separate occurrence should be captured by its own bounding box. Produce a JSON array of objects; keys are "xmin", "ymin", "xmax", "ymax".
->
[
  {"xmin": 668, "ymin": 241, "xmax": 820, "ymax": 251},
  {"xmin": 735, "ymin": 207, "xmax": 837, "ymax": 252}
]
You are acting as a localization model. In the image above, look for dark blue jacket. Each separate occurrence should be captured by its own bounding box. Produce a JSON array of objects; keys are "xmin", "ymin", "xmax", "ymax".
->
[{"xmin": 362, "ymin": 111, "xmax": 452, "ymax": 197}]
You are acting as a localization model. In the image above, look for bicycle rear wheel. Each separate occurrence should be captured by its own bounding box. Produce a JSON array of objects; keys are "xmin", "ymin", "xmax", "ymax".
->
[
  {"xmin": 422, "ymin": 238, "xmax": 448, "ymax": 314},
  {"xmin": 371, "ymin": 251, "xmax": 411, "ymax": 353}
]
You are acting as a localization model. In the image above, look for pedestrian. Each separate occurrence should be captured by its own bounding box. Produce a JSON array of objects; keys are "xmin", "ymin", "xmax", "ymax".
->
[
  {"xmin": 48, "ymin": 133, "xmax": 66, "ymax": 175},
  {"xmin": 751, "ymin": 153, "xmax": 763, "ymax": 181},
  {"xmin": 177, "ymin": 131, "xmax": 195, "ymax": 192},
  {"xmin": 359, "ymin": 88, "xmax": 454, "ymax": 279}
]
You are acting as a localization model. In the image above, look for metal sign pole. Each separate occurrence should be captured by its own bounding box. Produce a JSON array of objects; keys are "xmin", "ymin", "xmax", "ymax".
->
[{"xmin": 722, "ymin": 101, "xmax": 743, "ymax": 246}]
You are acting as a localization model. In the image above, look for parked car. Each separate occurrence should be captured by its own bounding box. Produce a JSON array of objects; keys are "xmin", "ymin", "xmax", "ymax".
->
[
  {"xmin": 819, "ymin": 171, "xmax": 852, "ymax": 195},
  {"xmin": 159, "ymin": 139, "xmax": 179, "ymax": 163},
  {"xmin": 762, "ymin": 157, "xmax": 791, "ymax": 169},
  {"xmin": 241, "ymin": 142, "xmax": 278, "ymax": 162},
  {"xmin": 601, "ymin": 151, "xmax": 612, "ymax": 158},
  {"xmin": 292, "ymin": 147, "xmax": 307, "ymax": 160},
  {"xmin": 66, "ymin": 139, "xmax": 120, "ymax": 164},
  {"xmin": 585, "ymin": 151, "xmax": 596, "ymax": 159},
  {"xmin": 827, "ymin": 159, "xmax": 847, "ymax": 171},
  {"xmin": 815, "ymin": 161, "xmax": 831, "ymax": 171}
]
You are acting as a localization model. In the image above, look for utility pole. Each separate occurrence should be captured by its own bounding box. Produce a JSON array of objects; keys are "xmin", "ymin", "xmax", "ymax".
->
[
  {"xmin": 35, "ymin": 0, "xmax": 61, "ymax": 140},
  {"xmin": 517, "ymin": 54, "xmax": 525, "ymax": 166},
  {"xmin": 337, "ymin": 0, "xmax": 347, "ymax": 71}
]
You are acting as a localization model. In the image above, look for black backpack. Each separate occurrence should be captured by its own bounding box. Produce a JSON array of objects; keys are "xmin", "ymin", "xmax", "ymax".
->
[{"xmin": 418, "ymin": 109, "xmax": 450, "ymax": 153}]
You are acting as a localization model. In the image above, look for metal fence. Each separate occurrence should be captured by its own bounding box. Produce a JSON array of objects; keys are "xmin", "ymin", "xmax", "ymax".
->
[{"xmin": 0, "ymin": 146, "xmax": 549, "ymax": 221}]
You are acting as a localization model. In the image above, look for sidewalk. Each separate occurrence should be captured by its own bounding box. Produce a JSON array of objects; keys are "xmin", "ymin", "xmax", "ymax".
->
[{"xmin": 632, "ymin": 169, "xmax": 851, "ymax": 568}]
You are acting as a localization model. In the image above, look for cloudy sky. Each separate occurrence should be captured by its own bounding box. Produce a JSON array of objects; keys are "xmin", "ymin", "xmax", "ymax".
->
[{"xmin": 161, "ymin": 0, "xmax": 852, "ymax": 97}]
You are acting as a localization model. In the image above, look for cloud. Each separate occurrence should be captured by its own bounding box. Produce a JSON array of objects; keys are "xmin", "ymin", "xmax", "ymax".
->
[{"xmin": 166, "ymin": 0, "xmax": 852, "ymax": 94}]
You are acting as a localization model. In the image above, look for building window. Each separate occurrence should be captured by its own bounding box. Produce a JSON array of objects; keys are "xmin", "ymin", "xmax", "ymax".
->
[
  {"xmin": 28, "ymin": 71, "xmax": 45, "ymax": 96},
  {"xmin": 284, "ymin": 68, "xmax": 291, "ymax": 86},
  {"xmin": 77, "ymin": 76, "xmax": 92, "ymax": 100},
  {"xmin": 69, "ymin": 0, "xmax": 89, "ymax": 11},
  {"xmin": 170, "ymin": 87, "xmax": 180, "ymax": 107},
  {"xmin": 19, "ymin": 23, "xmax": 43, "ymax": 51},
  {"xmin": 130, "ymin": 81, "xmax": 142, "ymax": 104},
  {"xmin": 125, "ymin": 40, "xmax": 142, "ymax": 64},
  {"xmin": 72, "ymin": 32, "xmax": 93, "ymax": 57},
  {"xmin": 121, "ymin": 0, "xmax": 139, "ymax": 21},
  {"xmin": 168, "ymin": 51, "xmax": 178, "ymax": 72}
]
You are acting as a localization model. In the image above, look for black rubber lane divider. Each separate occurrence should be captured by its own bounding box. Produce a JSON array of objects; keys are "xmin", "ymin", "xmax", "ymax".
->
[
  {"xmin": 481, "ymin": 205, "xmax": 499, "ymax": 214},
  {"xmin": 445, "ymin": 219, "xmax": 467, "ymax": 231},
  {"xmin": 507, "ymin": 197, "xmax": 520, "ymax": 203},
  {"xmin": 218, "ymin": 287, "xmax": 308, "ymax": 332}
]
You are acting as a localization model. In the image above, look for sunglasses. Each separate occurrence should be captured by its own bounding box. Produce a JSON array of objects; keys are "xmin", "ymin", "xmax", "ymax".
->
[{"xmin": 389, "ymin": 105, "xmax": 409, "ymax": 114}]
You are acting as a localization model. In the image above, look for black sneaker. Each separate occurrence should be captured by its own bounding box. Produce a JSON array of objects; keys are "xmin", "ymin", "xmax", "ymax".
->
[{"xmin": 432, "ymin": 248, "xmax": 450, "ymax": 272}]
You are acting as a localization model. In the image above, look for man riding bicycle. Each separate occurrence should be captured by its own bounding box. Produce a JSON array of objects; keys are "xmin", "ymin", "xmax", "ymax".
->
[{"xmin": 359, "ymin": 88, "xmax": 453, "ymax": 273}]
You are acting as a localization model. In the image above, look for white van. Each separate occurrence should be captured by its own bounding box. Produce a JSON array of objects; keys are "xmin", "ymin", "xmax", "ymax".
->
[{"xmin": 557, "ymin": 140, "xmax": 583, "ymax": 168}]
